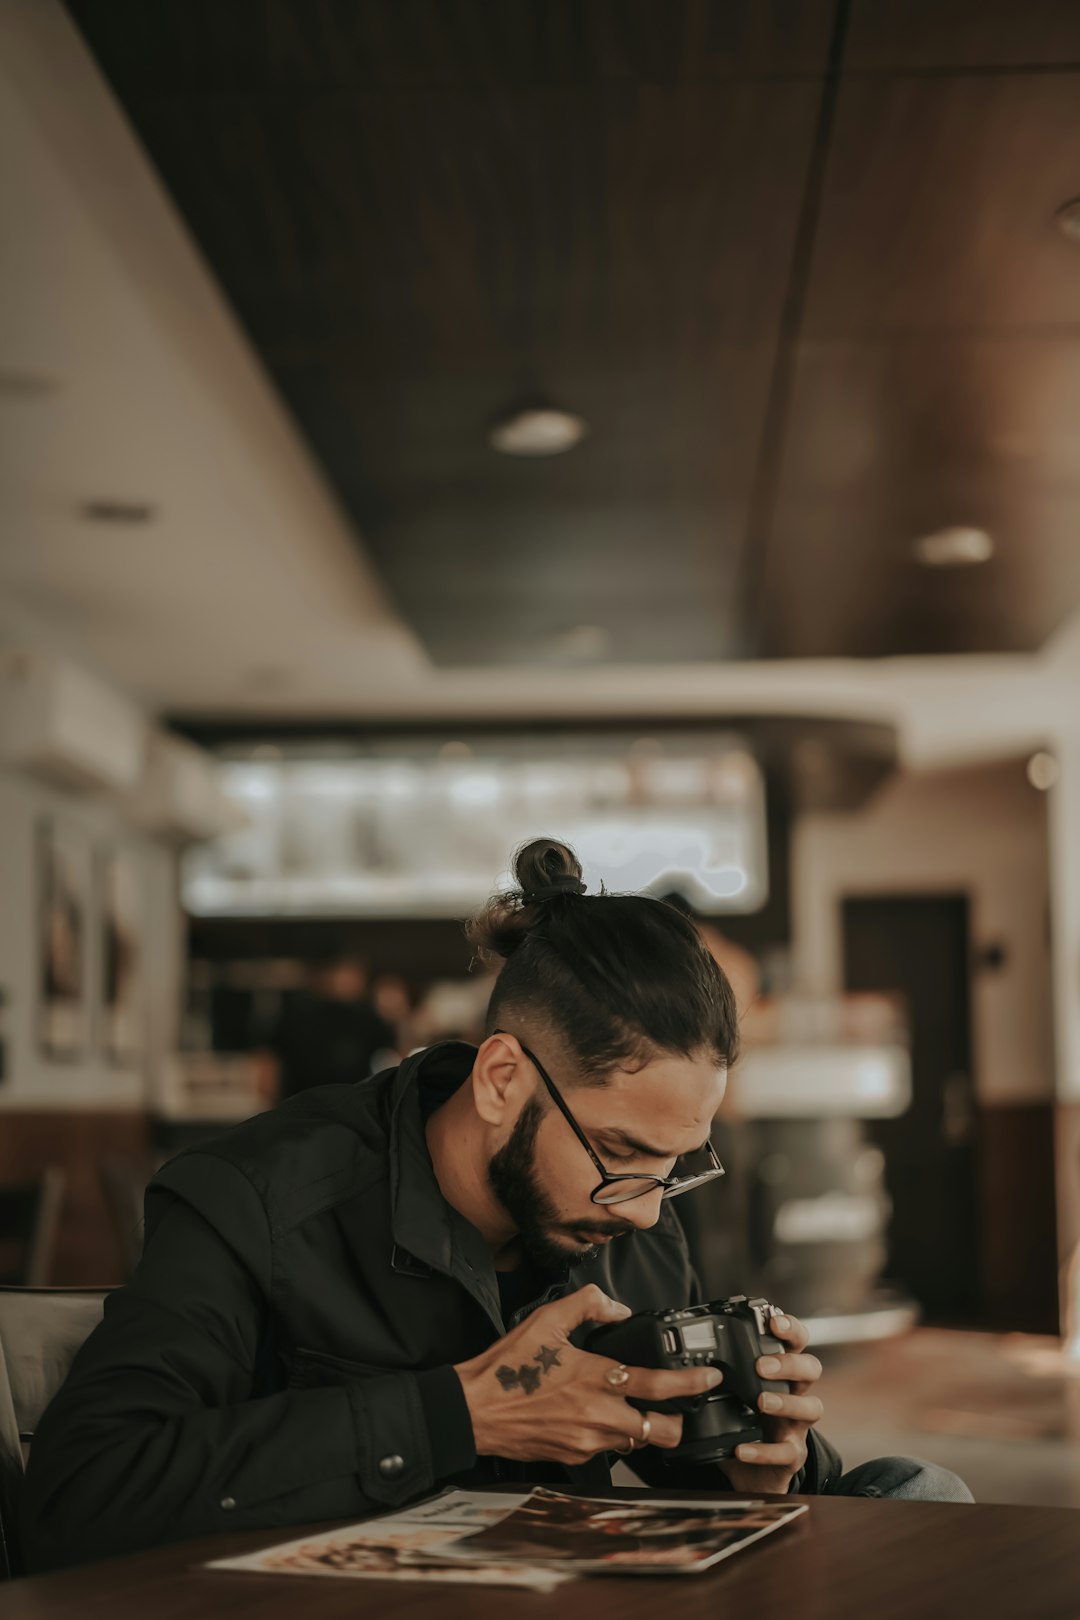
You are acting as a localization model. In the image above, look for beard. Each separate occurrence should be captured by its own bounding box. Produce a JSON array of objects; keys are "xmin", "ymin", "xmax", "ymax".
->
[{"xmin": 487, "ymin": 1097, "xmax": 630, "ymax": 1274}]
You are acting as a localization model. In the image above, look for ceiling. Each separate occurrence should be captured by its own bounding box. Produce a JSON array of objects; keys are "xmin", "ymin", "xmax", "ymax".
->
[
  {"xmin": 1, "ymin": 0, "xmax": 1079, "ymax": 771},
  {"xmin": 60, "ymin": 0, "xmax": 1080, "ymax": 668}
]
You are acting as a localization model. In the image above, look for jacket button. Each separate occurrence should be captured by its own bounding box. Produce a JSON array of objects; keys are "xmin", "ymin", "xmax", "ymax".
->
[
  {"xmin": 378, "ymin": 1454, "xmax": 405, "ymax": 1478},
  {"xmin": 220, "ymin": 1496, "xmax": 237, "ymax": 1510}
]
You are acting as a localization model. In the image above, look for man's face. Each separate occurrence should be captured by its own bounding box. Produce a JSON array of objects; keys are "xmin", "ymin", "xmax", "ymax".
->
[{"xmin": 487, "ymin": 1046, "xmax": 726, "ymax": 1273}]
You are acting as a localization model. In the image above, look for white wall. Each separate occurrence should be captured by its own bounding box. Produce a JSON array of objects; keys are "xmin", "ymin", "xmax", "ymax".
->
[
  {"xmin": 792, "ymin": 760, "xmax": 1054, "ymax": 1107},
  {"xmin": 0, "ymin": 765, "xmax": 181, "ymax": 1110}
]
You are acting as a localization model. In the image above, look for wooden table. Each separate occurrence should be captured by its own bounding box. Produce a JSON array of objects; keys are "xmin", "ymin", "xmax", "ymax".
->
[{"xmin": 6, "ymin": 1491, "xmax": 1080, "ymax": 1620}]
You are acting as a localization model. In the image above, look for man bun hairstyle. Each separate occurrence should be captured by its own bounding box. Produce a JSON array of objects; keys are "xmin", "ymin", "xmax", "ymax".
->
[{"xmin": 467, "ymin": 837, "xmax": 739, "ymax": 1083}]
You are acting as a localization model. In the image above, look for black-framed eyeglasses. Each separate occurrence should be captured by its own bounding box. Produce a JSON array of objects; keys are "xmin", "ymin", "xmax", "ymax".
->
[{"xmin": 496, "ymin": 1031, "xmax": 726, "ymax": 1207}]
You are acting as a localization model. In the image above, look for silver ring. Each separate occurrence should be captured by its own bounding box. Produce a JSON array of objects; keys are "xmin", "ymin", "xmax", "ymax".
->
[
  {"xmin": 605, "ymin": 1363, "xmax": 631, "ymax": 1388},
  {"xmin": 639, "ymin": 1415, "xmax": 651, "ymax": 1447},
  {"xmin": 615, "ymin": 1436, "xmax": 635, "ymax": 1455}
]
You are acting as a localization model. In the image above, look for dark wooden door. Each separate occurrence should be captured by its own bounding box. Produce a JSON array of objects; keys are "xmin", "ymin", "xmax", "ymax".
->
[{"xmin": 842, "ymin": 894, "xmax": 980, "ymax": 1322}]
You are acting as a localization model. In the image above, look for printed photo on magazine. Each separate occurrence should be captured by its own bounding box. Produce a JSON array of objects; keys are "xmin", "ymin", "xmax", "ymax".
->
[
  {"xmin": 441, "ymin": 1487, "xmax": 808, "ymax": 1574},
  {"xmin": 203, "ymin": 1488, "xmax": 571, "ymax": 1591}
]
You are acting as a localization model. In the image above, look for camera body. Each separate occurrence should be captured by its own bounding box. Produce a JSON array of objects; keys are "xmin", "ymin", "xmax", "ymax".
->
[{"xmin": 584, "ymin": 1295, "xmax": 789, "ymax": 1462}]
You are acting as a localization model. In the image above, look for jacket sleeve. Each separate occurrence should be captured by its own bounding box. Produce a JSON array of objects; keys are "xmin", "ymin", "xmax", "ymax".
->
[
  {"xmin": 21, "ymin": 1152, "xmax": 475, "ymax": 1572},
  {"xmin": 621, "ymin": 1204, "xmax": 843, "ymax": 1496}
]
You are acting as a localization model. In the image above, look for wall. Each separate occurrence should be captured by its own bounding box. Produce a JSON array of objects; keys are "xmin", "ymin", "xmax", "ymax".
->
[
  {"xmin": 0, "ymin": 765, "xmax": 181, "ymax": 1109},
  {"xmin": 792, "ymin": 758, "xmax": 1054, "ymax": 1108},
  {"xmin": 0, "ymin": 766, "xmax": 182, "ymax": 1281},
  {"xmin": 791, "ymin": 758, "xmax": 1059, "ymax": 1329}
]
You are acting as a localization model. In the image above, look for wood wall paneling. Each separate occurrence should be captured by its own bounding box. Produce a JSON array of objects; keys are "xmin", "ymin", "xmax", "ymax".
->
[
  {"xmin": 1054, "ymin": 1101, "xmax": 1080, "ymax": 1337},
  {"xmin": 978, "ymin": 1103, "xmax": 1060, "ymax": 1335},
  {"xmin": 0, "ymin": 1113, "xmax": 150, "ymax": 1286}
]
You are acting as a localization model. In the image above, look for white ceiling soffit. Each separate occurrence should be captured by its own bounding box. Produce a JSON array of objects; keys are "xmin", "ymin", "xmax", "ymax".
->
[
  {"xmin": 0, "ymin": 0, "xmax": 1078, "ymax": 775},
  {"xmin": 0, "ymin": 0, "xmax": 423, "ymax": 715}
]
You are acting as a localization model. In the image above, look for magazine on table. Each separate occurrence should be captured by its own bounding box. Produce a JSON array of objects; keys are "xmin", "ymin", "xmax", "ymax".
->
[
  {"xmin": 205, "ymin": 1488, "xmax": 568, "ymax": 1591},
  {"xmin": 206, "ymin": 1486, "xmax": 806, "ymax": 1587},
  {"xmin": 439, "ymin": 1486, "xmax": 807, "ymax": 1575}
]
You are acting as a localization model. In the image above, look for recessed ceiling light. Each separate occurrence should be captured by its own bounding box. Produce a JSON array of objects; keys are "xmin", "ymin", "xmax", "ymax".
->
[
  {"xmin": 1055, "ymin": 197, "xmax": 1080, "ymax": 243},
  {"xmin": 490, "ymin": 407, "xmax": 588, "ymax": 457},
  {"xmin": 912, "ymin": 526, "xmax": 994, "ymax": 567},
  {"xmin": 1027, "ymin": 752, "xmax": 1059, "ymax": 791},
  {"xmin": 81, "ymin": 499, "xmax": 157, "ymax": 525}
]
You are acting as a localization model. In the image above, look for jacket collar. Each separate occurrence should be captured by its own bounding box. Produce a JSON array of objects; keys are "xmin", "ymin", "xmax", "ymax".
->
[{"xmin": 387, "ymin": 1042, "xmax": 506, "ymax": 1326}]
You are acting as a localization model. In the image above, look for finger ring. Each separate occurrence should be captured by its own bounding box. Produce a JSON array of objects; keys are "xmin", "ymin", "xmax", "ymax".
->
[
  {"xmin": 615, "ymin": 1436, "xmax": 635, "ymax": 1455},
  {"xmin": 605, "ymin": 1364, "xmax": 631, "ymax": 1388},
  {"xmin": 639, "ymin": 1415, "xmax": 651, "ymax": 1447}
]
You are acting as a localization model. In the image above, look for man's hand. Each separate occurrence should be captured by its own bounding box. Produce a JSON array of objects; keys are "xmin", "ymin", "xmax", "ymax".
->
[
  {"xmin": 454, "ymin": 1284, "xmax": 723, "ymax": 1467},
  {"xmin": 716, "ymin": 1312, "xmax": 824, "ymax": 1495}
]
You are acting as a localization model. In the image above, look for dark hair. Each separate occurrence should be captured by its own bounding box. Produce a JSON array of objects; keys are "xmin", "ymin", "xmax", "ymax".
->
[{"xmin": 467, "ymin": 838, "xmax": 739, "ymax": 1082}]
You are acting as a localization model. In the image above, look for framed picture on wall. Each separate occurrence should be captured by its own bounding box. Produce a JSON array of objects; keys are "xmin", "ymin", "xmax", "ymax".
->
[
  {"xmin": 37, "ymin": 818, "xmax": 91, "ymax": 1061},
  {"xmin": 98, "ymin": 846, "xmax": 144, "ymax": 1068}
]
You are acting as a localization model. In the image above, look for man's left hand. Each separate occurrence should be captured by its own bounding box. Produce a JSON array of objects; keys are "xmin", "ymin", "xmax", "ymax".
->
[{"xmin": 715, "ymin": 1313, "xmax": 824, "ymax": 1496}]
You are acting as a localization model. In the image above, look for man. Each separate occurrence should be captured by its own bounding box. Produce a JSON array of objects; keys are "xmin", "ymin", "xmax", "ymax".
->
[
  {"xmin": 264, "ymin": 954, "xmax": 398, "ymax": 1100},
  {"xmin": 22, "ymin": 841, "xmax": 970, "ymax": 1572}
]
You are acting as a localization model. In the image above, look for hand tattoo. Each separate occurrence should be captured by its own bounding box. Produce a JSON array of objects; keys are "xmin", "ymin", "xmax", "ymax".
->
[{"xmin": 495, "ymin": 1344, "xmax": 562, "ymax": 1394}]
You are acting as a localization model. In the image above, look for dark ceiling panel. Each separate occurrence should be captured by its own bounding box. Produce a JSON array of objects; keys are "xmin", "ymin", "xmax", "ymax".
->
[
  {"xmin": 379, "ymin": 498, "xmax": 752, "ymax": 665},
  {"xmin": 779, "ymin": 338, "xmax": 1080, "ymax": 494},
  {"xmin": 845, "ymin": 0, "xmax": 1080, "ymax": 71},
  {"xmin": 802, "ymin": 73, "xmax": 1080, "ymax": 335},
  {"xmin": 759, "ymin": 484, "xmax": 1080, "ymax": 658},
  {"xmin": 66, "ymin": 1, "xmax": 837, "ymax": 92},
  {"xmin": 271, "ymin": 341, "xmax": 774, "ymax": 663},
  {"xmin": 124, "ymin": 83, "xmax": 820, "ymax": 357},
  {"xmin": 65, "ymin": 0, "xmax": 1080, "ymax": 668},
  {"xmin": 85, "ymin": 53, "xmax": 825, "ymax": 662},
  {"xmin": 760, "ymin": 337, "xmax": 1080, "ymax": 656},
  {"xmin": 755, "ymin": 45, "xmax": 1080, "ymax": 658}
]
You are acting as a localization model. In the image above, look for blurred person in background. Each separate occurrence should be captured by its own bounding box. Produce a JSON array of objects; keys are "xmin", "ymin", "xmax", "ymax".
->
[
  {"xmin": 410, "ymin": 966, "xmax": 497, "ymax": 1049},
  {"xmin": 695, "ymin": 921, "xmax": 760, "ymax": 1024},
  {"xmin": 262, "ymin": 953, "xmax": 398, "ymax": 1100},
  {"xmin": 370, "ymin": 970, "xmax": 417, "ymax": 1055}
]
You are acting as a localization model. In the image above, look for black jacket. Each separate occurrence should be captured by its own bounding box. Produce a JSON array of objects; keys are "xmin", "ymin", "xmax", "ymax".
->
[{"xmin": 22, "ymin": 1043, "xmax": 841, "ymax": 1571}]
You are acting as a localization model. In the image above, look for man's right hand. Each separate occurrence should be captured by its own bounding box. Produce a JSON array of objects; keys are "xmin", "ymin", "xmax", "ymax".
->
[{"xmin": 453, "ymin": 1283, "xmax": 724, "ymax": 1467}]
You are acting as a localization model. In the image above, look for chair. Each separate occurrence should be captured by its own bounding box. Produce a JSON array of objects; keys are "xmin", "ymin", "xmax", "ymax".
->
[
  {"xmin": 0, "ymin": 1170, "xmax": 66, "ymax": 1287},
  {"xmin": 0, "ymin": 1287, "xmax": 109, "ymax": 1580},
  {"xmin": 96, "ymin": 1158, "xmax": 151, "ymax": 1279}
]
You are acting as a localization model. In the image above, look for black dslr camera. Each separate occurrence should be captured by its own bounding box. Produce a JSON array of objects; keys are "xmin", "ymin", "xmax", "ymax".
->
[{"xmin": 584, "ymin": 1295, "xmax": 789, "ymax": 1462}]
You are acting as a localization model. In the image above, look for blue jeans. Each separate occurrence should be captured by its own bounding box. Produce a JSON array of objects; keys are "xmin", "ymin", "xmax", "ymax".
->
[{"xmin": 826, "ymin": 1455, "xmax": 974, "ymax": 1502}]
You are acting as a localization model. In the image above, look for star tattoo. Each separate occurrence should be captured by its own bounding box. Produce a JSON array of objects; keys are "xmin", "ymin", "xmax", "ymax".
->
[
  {"xmin": 534, "ymin": 1345, "xmax": 562, "ymax": 1373},
  {"xmin": 517, "ymin": 1364, "xmax": 542, "ymax": 1394},
  {"xmin": 496, "ymin": 1365, "xmax": 520, "ymax": 1390}
]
